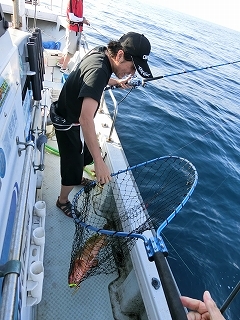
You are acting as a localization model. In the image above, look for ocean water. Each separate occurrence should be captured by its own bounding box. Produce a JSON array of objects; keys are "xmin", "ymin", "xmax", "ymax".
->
[{"xmin": 46, "ymin": 0, "xmax": 240, "ymax": 318}]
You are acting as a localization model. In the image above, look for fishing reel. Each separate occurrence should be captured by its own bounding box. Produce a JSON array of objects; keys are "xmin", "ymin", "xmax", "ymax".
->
[{"xmin": 127, "ymin": 76, "xmax": 143, "ymax": 88}]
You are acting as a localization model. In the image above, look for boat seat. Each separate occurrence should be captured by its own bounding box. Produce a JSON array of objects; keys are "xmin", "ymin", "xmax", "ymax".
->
[{"xmin": 56, "ymin": 15, "xmax": 67, "ymax": 31}]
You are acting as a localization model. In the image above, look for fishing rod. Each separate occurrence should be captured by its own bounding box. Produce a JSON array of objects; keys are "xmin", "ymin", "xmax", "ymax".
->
[
  {"xmin": 104, "ymin": 60, "xmax": 240, "ymax": 91},
  {"xmin": 143, "ymin": 60, "xmax": 240, "ymax": 84},
  {"xmin": 220, "ymin": 280, "xmax": 240, "ymax": 314},
  {"xmin": 89, "ymin": 24, "xmax": 109, "ymax": 40}
]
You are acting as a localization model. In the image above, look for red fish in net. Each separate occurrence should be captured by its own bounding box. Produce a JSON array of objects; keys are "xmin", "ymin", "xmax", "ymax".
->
[{"xmin": 68, "ymin": 233, "xmax": 107, "ymax": 290}]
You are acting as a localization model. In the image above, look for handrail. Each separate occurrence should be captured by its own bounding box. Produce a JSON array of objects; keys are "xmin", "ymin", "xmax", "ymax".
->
[
  {"xmin": 37, "ymin": 101, "xmax": 47, "ymax": 171},
  {"xmin": 33, "ymin": 89, "xmax": 51, "ymax": 172},
  {"xmin": 0, "ymin": 140, "xmax": 35, "ymax": 320},
  {"xmin": 48, "ymin": 0, "xmax": 66, "ymax": 15},
  {"xmin": 24, "ymin": 0, "xmax": 66, "ymax": 16}
]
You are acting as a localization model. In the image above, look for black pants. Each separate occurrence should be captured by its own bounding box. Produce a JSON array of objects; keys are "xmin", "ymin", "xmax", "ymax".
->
[{"xmin": 55, "ymin": 127, "xmax": 93, "ymax": 186}]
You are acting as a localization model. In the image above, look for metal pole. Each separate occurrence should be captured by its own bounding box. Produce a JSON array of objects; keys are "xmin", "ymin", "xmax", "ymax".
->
[{"xmin": 107, "ymin": 89, "xmax": 118, "ymax": 141}]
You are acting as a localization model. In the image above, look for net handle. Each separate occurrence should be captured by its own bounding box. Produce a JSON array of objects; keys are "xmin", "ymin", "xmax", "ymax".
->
[
  {"xmin": 220, "ymin": 280, "xmax": 240, "ymax": 314},
  {"xmin": 154, "ymin": 251, "xmax": 188, "ymax": 320}
]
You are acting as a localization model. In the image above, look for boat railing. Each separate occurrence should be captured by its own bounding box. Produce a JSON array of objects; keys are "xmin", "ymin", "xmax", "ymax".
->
[
  {"xmin": 0, "ymin": 97, "xmax": 48, "ymax": 319},
  {"xmin": 101, "ymin": 77, "xmax": 143, "ymax": 142},
  {"xmin": 106, "ymin": 89, "xmax": 118, "ymax": 141},
  {"xmin": 97, "ymin": 84, "xmax": 119, "ymax": 142},
  {"xmin": 25, "ymin": 0, "xmax": 39, "ymax": 5},
  {"xmin": 28, "ymin": 0, "xmax": 66, "ymax": 16},
  {"xmin": 33, "ymin": 88, "xmax": 51, "ymax": 172}
]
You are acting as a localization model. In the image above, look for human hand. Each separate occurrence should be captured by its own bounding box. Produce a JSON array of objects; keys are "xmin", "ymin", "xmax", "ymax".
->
[
  {"xmin": 116, "ymin": 75, "xmax": 133, "ymax": 89},
  {"xmin": 94, "ymin": 159, "xmax": 111, "ymax": 185},
  {"xmin": 181, "ymin": 291, "xmax": 225, "ymax": 320},
  {"xmin": 83, "ymin": 17, "xmax": 90, "ymax": 25}
]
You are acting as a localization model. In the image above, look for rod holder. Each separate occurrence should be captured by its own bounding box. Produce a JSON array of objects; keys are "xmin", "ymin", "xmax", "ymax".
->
[
  {"xmin": 32, "ymin": 227, "xmax": 45, "ymax": 246},
  {"xmin": 26, "ymin": 261, "xmax": 44, "ymax": 305},
  {"xmin": 34, "ymin": 200, "xmax": 46, "ymax": 217}
]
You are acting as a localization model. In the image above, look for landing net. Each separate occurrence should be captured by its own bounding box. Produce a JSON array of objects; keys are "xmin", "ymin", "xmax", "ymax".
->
[{"xmin": 68, "ymin": 156, "xmax": 197, "ymax": 289}]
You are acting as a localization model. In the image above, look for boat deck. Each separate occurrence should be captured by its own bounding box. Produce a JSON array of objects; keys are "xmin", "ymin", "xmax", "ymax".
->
[{"xmin": 37, "ymin": 148, "xmax": 118, "ymax": 320}]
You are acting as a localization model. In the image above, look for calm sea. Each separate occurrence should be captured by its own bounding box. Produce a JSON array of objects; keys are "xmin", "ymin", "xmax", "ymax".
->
[{"xmin": 48, "ymin": 0, "xmax": 240, "ymax": 318}]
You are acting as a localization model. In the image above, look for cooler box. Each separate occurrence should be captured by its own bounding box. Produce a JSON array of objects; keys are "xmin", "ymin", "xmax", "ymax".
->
[{"xmin": 44, "ymin": 49, "xmax": 63, "ymax": 67}]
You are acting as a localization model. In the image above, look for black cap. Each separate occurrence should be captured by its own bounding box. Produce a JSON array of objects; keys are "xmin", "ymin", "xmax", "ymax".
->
[{"xmin": 119, "ymin": 32, "xmax": 153, "ymax": 78}]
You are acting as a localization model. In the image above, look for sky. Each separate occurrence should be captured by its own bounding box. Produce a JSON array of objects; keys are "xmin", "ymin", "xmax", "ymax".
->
[{"xmin": 154, "ymin": 0, "xmax": 240, "ymax": 32}]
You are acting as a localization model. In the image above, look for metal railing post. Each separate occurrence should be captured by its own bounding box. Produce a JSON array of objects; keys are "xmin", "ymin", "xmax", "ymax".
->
[{"xmin": 107, "ymin": 89, "xmax": 118, "ymax": 141}]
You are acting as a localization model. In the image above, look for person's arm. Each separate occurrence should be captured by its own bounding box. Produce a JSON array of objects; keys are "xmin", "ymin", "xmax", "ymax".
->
[
  {"xmin": 68, "ymin": 13, "xmax": 89, "ymax": 25},
  {"xmin": 68, "ymin": 12, "xmax": 83, "ymax": 22},
  {"xmin": 79, "ymin": 97, "xmax": 111, "ymax": 184},
  {"xmin": 181, "ymin": 291, "xmax": 225, "ymax": 320}
]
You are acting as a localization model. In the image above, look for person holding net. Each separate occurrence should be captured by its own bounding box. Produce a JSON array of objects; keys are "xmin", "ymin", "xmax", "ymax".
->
[{"xmin": 54, "ymin": 32, "xmax": 153, "ymax": 218}]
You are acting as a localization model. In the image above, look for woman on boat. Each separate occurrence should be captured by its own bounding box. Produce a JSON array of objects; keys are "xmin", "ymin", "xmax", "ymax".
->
[{"xmin": 54, "ymin": 32, "xmax": 153, "ymax": 218}]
